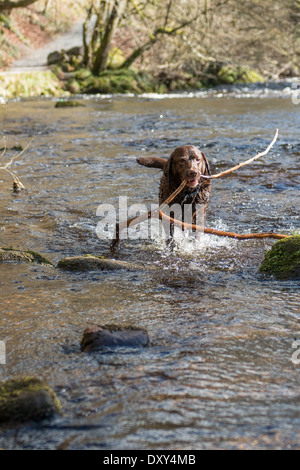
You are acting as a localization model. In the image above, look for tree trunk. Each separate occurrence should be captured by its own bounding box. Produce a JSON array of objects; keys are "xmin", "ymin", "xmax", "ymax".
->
[
  {"xmin": 82, "ymin": 4, "xmax": 94, "ymax": 67},
  {"xmin": 92, "ymin": 0, "xmax": 126, "ymax": 75},
  {"xmin": 0, "ymin": 0, "xmax": 39, "ymax": 12}
]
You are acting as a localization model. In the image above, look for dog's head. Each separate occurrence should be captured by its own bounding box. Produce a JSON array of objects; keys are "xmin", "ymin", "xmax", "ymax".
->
[{"xmin": 165, "ymin": 145, "xmax": 211, "ymax": 189}]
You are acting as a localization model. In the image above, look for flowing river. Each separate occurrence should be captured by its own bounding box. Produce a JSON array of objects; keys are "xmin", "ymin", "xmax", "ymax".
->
[{"xmin": 0, "ymin": 81, "xmax": 299, "ymax": 449}]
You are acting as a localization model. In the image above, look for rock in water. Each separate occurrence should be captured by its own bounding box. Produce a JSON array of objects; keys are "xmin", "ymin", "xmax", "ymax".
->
[
  {"xmin": 259, "ymin": 235, "xmax": 300, "ymax": 280},
  {"xmin": 0, "ymin": 248, "xmax": 53, "ymax": 266},
  {"xmin": 57, "ymin": 255, "xmax": 140, "ymax": 272},
  {"xmin": 55, "ymin": 100, "xmax": 85, "ymax": 108},
  {"xmin": 0, "ymin": 376, "xmax": 62, "ymax": 424},
  {"xmin": 81, "ymin": 325, "xmax": 149, "ymax": 351}
]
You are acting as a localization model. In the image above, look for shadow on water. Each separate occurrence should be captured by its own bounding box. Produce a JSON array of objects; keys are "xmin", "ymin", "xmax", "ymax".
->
[{"xmin": 0, "ymin": 82, "xmax": 299, "ymax": 449}]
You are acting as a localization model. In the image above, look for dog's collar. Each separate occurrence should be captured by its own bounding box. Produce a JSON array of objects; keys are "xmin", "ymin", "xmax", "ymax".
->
[{"xmin": 180, "ymin": 185, "xmax": 201, "ymax": 206}]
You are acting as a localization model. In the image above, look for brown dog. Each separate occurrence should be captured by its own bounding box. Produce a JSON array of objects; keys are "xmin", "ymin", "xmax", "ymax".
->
[{"xmin": 137, "ymin": 145, "xmax": 212, "ymax": 240}]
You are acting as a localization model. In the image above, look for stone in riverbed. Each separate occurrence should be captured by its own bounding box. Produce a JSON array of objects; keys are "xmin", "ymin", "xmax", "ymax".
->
[
  {"xmin": 55, "ymin": 99, "xmax": 85, "ymax": 108},
  {"xmin": 57, "ymin": 255, "xmax": 140, "ymax": 272},
  {"xmin": 0, "ymin": 247, "xmax": 53, "ymax": 266},
  {"xmin": 0, "ymin": 376, "xmax": 62, "ymax": 425},
  {"xmin": 81, "ymin": 325, "xmax": 150, "ymax": 352},
  {"xmin": 259, "ymin": 235, "xmax": 300, "ymax": 280}
]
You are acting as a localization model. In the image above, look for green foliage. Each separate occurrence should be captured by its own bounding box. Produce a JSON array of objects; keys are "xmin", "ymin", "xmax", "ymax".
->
[
  {"xmin": 217, "ymin": 65, "xmax": 265, "ymax": 84},
  {"xmin": 0, "ymin": 13, "xmax": 12, "ymax": 28},
  {"xmin": 107, "ymin": 47, "xmax": 126, "ymax": 69},
  {"xmin": 68, "ymin": 68, "xmax": 162, "ymax": 94},
  {"xmin": 0, "ymin": 70, "xmax": 65, "ymax": 99}
]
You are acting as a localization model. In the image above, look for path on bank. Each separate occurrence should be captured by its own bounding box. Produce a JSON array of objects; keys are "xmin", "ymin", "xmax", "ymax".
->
[{"xmin": 4, "ymin": 20, "xmax": 84, "ymax": 74}]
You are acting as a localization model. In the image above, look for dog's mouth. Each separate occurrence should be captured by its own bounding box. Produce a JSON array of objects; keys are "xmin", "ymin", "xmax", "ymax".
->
[{"xmin": 186, "ymin": 178, "xmax": 199, "ymax": 188}]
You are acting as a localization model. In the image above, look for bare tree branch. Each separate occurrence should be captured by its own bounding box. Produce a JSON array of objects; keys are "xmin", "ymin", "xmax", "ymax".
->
[
  {"xmin": 0, "ymin": 0, "xmax": 38, "ymax": 12},
  {"xmin": 201, "ymin": 129, "xmax": 279, "ymax": 179},
  {"xmin": 0, "ymin": 137, "xmax": 32, "ymax": 191},
  {"xmin": 120, "ymin": 15, "xmax": 197, "ymax": 69}
]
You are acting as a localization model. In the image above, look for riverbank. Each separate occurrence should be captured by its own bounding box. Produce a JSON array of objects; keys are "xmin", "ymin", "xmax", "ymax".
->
[
  {"xmin": 1, "ymin": 63, "xmax": 267, "ymax": 101},
  {"xmin": 0, "ymin": 1, "xmax": 297, "ymax": 102}
]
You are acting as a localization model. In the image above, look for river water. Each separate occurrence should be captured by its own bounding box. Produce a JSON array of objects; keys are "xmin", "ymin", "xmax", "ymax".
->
[{"xmin": 0, "ymin": 81, "xmax": 299, "ymax": 449}]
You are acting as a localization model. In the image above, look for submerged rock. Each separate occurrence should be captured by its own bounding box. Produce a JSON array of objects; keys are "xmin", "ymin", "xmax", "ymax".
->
[
  {"xmin": 57, "ymin": 255, "xmax": 140, "ymax": 272},
  {"xmin": 55, "ymin": 99, "xmax": 85, "ymax": 108},
  {"xmin": 0, "ymin": 248, "xmax": 53, "ymax": 266},
  {"xmin": 259, "ymin": 235, "xmax": 300, "ymax": 280},
  {"xmin": 0, "ymin": 376, "xmax": 62, "ymax": 424},
  {"xmin": 81, "ymin": 325, "xmax": 150, "ymax": 351}
]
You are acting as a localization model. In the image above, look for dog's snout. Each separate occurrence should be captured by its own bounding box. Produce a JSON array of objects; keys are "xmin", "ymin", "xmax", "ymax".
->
[{"xmin": 187, "ymin": 169, "xmax": 198, "ymax": 178}]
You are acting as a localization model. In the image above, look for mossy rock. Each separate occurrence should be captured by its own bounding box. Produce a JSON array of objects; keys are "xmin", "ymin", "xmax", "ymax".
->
[
  {"xmin": 239, "ymin": 66, "xmax": 264, "ymax": 83},
  {"xmin": 83, "ymin": 75, "xmax": 113, "ymax": 94},
  {"xmin": 65, "ymin": 79, "xmax": 81, "ymax": 94},
  {"xmin": 259, "ymin": 236, "xmax": 300, "ymax": 280},
  {"xmin": 81, "ymin": 324, "xmax": 149, "ymax": 351},
  {"xmin": 64, "ymin": 67, "xmax": 174, "ymax": 95},
  {"xmin": 217, "ymin": 65, "xmax": 239, "ymax": 84},
  {"xmin": 135, "ymin": 71, "xmax": 158, "ymax": 92},
  {"xmin": 107, "ymin": 47, "xmax": 126, "ymax": 70},
  {"xmin": 0, "ymin": 248, "xmax": 53, "ymax": 266},
  {"xmin": 78, "ymin": 69, "xmax": 161, "ymax": 95},
  {"xmin": 57, "ymin": 255, "xmax": 141, "ymax": 272},
  {"xmin": 0, "ymin": 377, "xmax": 62, "ymax": 424},
  {"xmin": 99, "ymin": 69, "xmax": 142, "ymax": 93},
  {"xmin": 217, "ymin": 65, "xmax": 264, "ymax": 84},
  {"xmin": 55, "ymin": 99, "xmax": 85, "ymax": 108},
  {"xmin": 47, "ymin": 50, "xmax": 64, "ymax": 65},
  {"xmin": 74, "ymin": 68, "xmax": 92, "ymax": 81}
]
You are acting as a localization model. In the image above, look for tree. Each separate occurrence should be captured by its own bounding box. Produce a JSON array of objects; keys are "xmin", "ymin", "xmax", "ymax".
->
[
  {"xmin": 0, "ymin": 0, "xmax": 38, "ymax": 12},
  {"xmin": 83, "ymin": 0, "xmax": 127, "ymax": 74},
  {"xmin": 82, "ymin": 0, "xmax": 200, "ymax": 75}
]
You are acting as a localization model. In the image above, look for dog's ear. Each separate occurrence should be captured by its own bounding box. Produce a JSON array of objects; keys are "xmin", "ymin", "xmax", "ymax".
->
[
  {"xmin": 200, "ymin": 152, "xmax": 211, "ymax": 176},
  {"xmin": 137, "ymin": 157, "xmax": 166, "ymax": 170},
  {"xmin": 163, "ymin": 154, "xmax": 174, "ymax": 180}
]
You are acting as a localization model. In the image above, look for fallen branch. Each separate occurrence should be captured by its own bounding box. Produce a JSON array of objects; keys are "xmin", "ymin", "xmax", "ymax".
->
[
  {"xmin": 111, "ymin": 208, "xmax": 289, "ymax": 254},
  {"xmin": 110, "ymin": 180, "xmax": 187, "ymax": 253},
  {"xmin": 201, "ymin": 129, "xmax": 279, "ymax": 179},
  {"xmin": 159, "ymin": 212, "xmax": 290, "ymax": 240},
  {"xmin": 0, "ymin": 137, "xmax": 32, "ymax": 191}
]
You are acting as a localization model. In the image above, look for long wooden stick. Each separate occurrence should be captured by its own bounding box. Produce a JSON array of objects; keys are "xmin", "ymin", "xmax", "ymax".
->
[
  {"xmin": 110, "ymin": 191, "xmax": 289, "ymax": 255},
  {"xmin": 158, "ymin": 212, "xmax": 289, "ymax": 240},
  {"xmin": 201, "ymin": 129, "xmax": 279, "ymax": 179},
  {"xmin": 110, "ymin": 180, "xmax": 187, "ymax": 253}
]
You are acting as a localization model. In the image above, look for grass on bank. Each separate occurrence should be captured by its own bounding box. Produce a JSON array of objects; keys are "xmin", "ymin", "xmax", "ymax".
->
[{"xmin": 0, "ymin": 62, "xmax": 265, "ymax": 100}]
